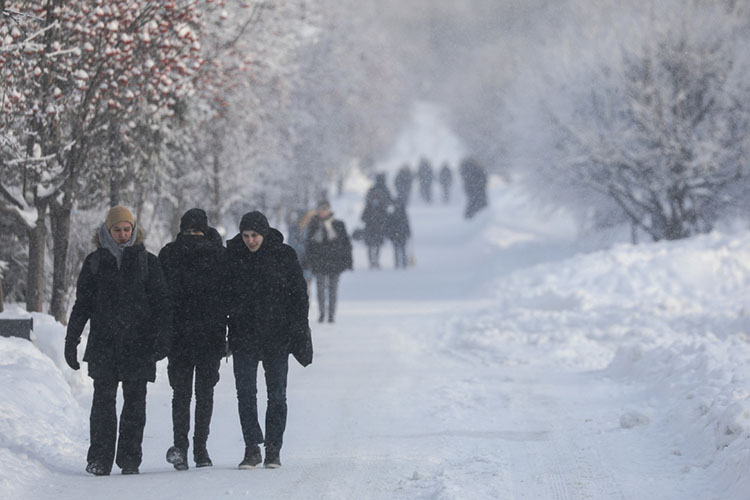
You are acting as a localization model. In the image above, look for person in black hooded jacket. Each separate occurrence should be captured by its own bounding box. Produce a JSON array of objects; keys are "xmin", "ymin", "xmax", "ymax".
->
[
  {"xmin": 65, "ymin": 205, "xmax": 172, "ymax": 476},
  {"xmin": 158, "ymin": 208, "xmax": 227, "ymax": 471},
  {"xmin": 225, "ymin": 211, "xmax": 309, "ymax": 470}
]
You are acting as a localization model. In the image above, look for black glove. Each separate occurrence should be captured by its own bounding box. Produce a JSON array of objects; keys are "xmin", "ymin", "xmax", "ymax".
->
[{"xmin": 64, "ymin": 339, "xmax": 80, "ymax": 370}]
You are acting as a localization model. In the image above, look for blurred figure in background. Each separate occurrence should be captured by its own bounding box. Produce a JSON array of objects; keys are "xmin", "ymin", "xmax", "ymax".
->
[
  {"xmin": 394, "ymin": 164, "xmax": 414, "ymax": 205},
  {"xmin": 305, "ymin": 200, "xmax": 353, "ymax": 323},
  {"xmin": 285, "ymin": 208, "xmax": 315, "ymax": 295},
  {"xmin": 417, "ymin": 158, "xmax": 434, "ymax": 204},
  {"xmin": 438, "ymin": 162, "xmax": 453, "ymax": 204},
  {"xmin": 460, "ymin": 157, "xmax": 488, "ymax": 218},
  {"xmin": 386, "ymin": 198, "xmax": 411, "ymax": 269},
  {"xmin": 361, "ymin": 173, "xmax": 392, "ymax": 269}
]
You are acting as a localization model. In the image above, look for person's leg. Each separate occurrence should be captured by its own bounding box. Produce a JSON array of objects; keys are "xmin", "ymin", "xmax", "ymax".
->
[
  {"xmin": 193, "ymin": 356, "xmax": 221, "ymax": 465},
  {"xmin": 87, "ymin": 378, "xmax": 118, "ymax": 474},
  {"xmin": 314, "ymin": 273, "xmax": 326, "ymax": 322},
  {"xmin": 262, "ymin": 354, "xmax": 289, "ymax": 467},
  {"xmin": 327, "ymin": 273, "xmax": 340, "ymax": 322},
  {"xmin": 116, "ymin": 379, "xmax": 148, "ymax": 473},
  {"xmin": 168, "ymin": 356, "xmax": 194, "ymax": 454},
  {"xmin": 233, "ymin": 352, "xmax": 263, "ymax": 446}
]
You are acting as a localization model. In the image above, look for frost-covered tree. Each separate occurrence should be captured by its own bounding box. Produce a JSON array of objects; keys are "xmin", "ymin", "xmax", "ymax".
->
[
  {"xmin": 508, "ymin": 0, "xmax": 750, "ymax": 241},
  {"xmin": 1, "ymin": 0, "xmax": 205, "ymax": 318}
]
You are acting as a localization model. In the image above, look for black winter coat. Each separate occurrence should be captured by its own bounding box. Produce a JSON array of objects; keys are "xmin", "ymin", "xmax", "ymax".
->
[
  {"xmin": 66, "ymin": 229, "xmax": 172, "ymax": 382},
  {"xmin": 158, "ymin": 227, "xmax": 227, "ymax": 361},
  {"xmin": 305, "ymin": 215, "xmax": 353, "ymax": 275},
  {"xmin": 361, "ymin": 182, "xmax": 392, "ymax": 245},
  {"xmin": 225, "ymin": 228, "xmax": 309, "ymax": 359}
]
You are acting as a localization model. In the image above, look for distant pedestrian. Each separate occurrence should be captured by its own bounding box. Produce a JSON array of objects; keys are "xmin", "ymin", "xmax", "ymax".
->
[
  {"xmin": 394, "ymin": 164, "xmax": 414, "ymax": 205},
  {"xmin": 460, "ymin": 157, "xmax": 488, "ymax": 218},
  {"xmin": 286, "ymin": 208, "xmax": 315, "ymax": 295},
  {"xmin": 158, "ymin": 208, "xmax": 227, "ymax": 471},
  {"xmin": 417, "ymin": 158, "xmax": 434, "ymax": 203},
  {"xmin": 361, "ymin": 173, "xmax": 393, "ymax": 269},
  {"xmin": 305, "ymin": 200, "xmax": 353, "ymax": 323},
  {"xmin": 386, "ymin": 198, "xmax": 411, "ymax": 269},
  {"xmin": 438, "ymin": 162, "xmax": 453, "ymax": 204},
  {"xmin": 65, "ymin": 205, "xmax": 172, "ymax": 476},
  {"xmin": 226, "ymin": 211, "xmax": 310, "ymax": 470}
]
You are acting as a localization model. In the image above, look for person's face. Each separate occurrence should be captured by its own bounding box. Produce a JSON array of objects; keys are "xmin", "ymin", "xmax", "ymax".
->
[
  {"xmin": 317, "ymin": 206, "xmax": 330, "ymax": 218},
  {"xmin": 182, "ymin": 228, "xmax": 204, "ymax": 236},
  {"xmin": 242, "ymin": 230, "xmax": 264, "ymax": 252},
  {"xmin": 109, "ymin": 221, "xmax": 133, "ymax": 245}
]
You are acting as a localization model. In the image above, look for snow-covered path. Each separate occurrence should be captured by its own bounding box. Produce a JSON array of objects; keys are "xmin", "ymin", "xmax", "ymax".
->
[{"xmin": 8, "ymin": 180, "xmax": 742, "ymax": 499}]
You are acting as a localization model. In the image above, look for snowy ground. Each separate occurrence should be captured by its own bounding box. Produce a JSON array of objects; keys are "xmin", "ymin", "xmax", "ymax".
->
[{"xmin": 2, "ymin": 176, "xmax": 750, "ymax": 500}]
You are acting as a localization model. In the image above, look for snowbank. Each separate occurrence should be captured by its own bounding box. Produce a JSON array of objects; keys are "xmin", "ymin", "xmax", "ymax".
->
[
  {"xmin": 440, "ymin": 229, "xmax": 750, "ymax": 497},
  {"xmin": 0, "ymin": 307, "xmax": 88, "ymax": 496}
]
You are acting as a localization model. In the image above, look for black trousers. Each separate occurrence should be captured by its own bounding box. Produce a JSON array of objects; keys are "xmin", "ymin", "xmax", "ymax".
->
[
  {"xmin": 168, "ymin": 354, "xmax": 221, "ymax": 455},
  {"xmin": 314, "ymin": 272, "xmax": 340, "ymax": 321},
  {"xmin": 233, "ymin": 352, "xmax": 289, "ymax": 450},
  {"xmin": 87, "ymin": 378, "xmax": 147, "ymax": 472}
]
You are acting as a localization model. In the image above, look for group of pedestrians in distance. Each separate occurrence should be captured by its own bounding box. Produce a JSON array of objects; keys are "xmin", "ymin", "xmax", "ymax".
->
[
  {"xmin": 64, "ymin": 205, "xmax": 312, "ymax": 476},
  {"xmin": 358, "ymin": 156, "xmax": 489, "ymax": 268}
]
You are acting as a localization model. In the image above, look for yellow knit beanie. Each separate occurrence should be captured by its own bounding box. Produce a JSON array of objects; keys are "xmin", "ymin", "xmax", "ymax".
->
[{"xmin": 105, "ymin": 205, "xmax": 135, "ymax": 230}]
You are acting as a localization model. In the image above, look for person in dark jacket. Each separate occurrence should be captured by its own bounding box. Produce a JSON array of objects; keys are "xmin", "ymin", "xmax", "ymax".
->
[
  {"xmin": 417, "ymin": 158, "xmax": 434, "ymax": 203},
  {"xmin": 65, "ymin": 205, "xmax": 172, "ymax": 476},
  {"xmin": 460, "ymin": 157, "xmax": 489, "ymax": 218},
  {"xmin": 438, "ymin": 162, "xmax": 453, "ymax": 204},
  {"xmin": 305, "ymin": 200, "xmax": 353, "ymax": 323},
  {"xmin": 393, "ymin": 164, "xmax": 413, "ymax": 205},
  {"xmin": 158, "ymin": 208, "xmax": 227, "ymax": 471},
  {"xmin": 361, "ymin": 173, "xmax": 392, "ymax": 269},
  {"xmin": 386, "ymin": 198, "xmax": 411, "ymax": 269},
  {"xmin": 226, "ymin": 211, "xmax": 310, "ymax": 470}
]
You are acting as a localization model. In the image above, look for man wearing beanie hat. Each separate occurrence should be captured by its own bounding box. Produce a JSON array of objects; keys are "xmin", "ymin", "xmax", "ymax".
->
[
  {"xmin": 226, "ymin": 210, "xmax": 311, "ymax": 469},
  {"xmin": 65, "ymin": 205, "xmax": 173, "ymax": 476},
  {"xmin": 158, "ymin": 208, "xmax": 227, "ymax": 471}
]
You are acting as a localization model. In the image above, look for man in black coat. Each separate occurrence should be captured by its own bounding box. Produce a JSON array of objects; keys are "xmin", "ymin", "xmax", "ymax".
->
[
  {"xmin": 225, "ymin": 211, "xmax": 310, "ymax": 469},
  {"xmin": 65, "ymin": 205, "xmax": 172, "ymax": 476},
  {"xmin": 305, "ymin": 200, "xmax": 353, "ymax": 323},
  {"xmin": 158, "ymin": 208, "xmax": 227, "ymax": 471}
]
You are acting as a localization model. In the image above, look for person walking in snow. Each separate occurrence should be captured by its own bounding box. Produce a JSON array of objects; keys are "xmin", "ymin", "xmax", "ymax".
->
[
  {"xmin": 394, "ymin": 164, "xmax": 414, "ymax": 205},
  {"xmin": 225, "ymin": 211, "xmax": 310, "ymax": 469},
  {"xmin": 438, "ymin": 162, "xmax": 453, "ymax": 204},
  {"xmin": 305, "ymin": 200, "xmax": 353, "ymax": 323},
  {"xmin": 65, "ymin": 205, "xmax": 172, "ymax": 476},
  {"xmin": 286, "ymin": 208, "xmax": 315, "ymax": 296},
  {"xmin": 460, "ymin": 157, "xmax": 488, "ymax": 219},
  {"xmin": 361, "ymin": 173, "xmax": 393, "ymax": 269},
  {"xmin": 385, "ymin": 198, "xmax": 411, "ymax": 269},
  {"xmin": 417, "ymin": 158, "xmax": 434, "ymax": 203},
  {"xmin": 158, "ymin": 208, "xmax": 227, "ymax": 471}
]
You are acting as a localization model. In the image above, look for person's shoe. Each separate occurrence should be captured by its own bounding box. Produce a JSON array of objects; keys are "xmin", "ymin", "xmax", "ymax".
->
[
  {"xmin": 85, "ymin": 462, "xmax": 110, "ymax": 476},
  {"xmin": 238, "ymin": 445, "xmax": 262, "ymax": 469},
  {"xmin": 194, "ymin": 447, "xmax": 213, "ymax": 468},
  {"xmin": 121, "ymin": 467, "xmax": 139, "ymax": 475},
  {"xmin": 328, "ymin": 317, "xmax": 334, "ymax": 323},
  {"xmin": 264, "ymin": 446, "xmax": 281, "ymax": 469},
  {"xmin": 318, "ymin": 313, "xmax": 325, "ymax": 323},
  {"xmin": 166, "ymin": 446, "xmax": 189, "ymax": 471}
]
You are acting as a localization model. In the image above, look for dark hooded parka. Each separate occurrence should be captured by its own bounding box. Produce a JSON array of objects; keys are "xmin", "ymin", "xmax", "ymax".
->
[
  {"xmin": 225, "ymin": 227, "xmax": 309, "ymax": 358},
  {"xmin": 66, "ymin": 226, "xmax": 172, "ymax": 382}
]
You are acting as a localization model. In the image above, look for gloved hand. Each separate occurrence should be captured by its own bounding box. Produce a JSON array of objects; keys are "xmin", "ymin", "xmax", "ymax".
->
[{"xmin": 64, "ymin": 339, "xmax": 80, "ymax": 370}]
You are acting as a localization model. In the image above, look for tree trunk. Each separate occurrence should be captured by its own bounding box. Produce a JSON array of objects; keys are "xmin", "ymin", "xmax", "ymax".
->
[
  {"xmin": 0, "ymin": 277, "xmax": 5, "ymax": 313},
  {"xmin": 25, "ymin": 202, "xmax": 48, "ymax": 313},
  {"xmin": 49, "ymin": 201, "xmax": 72, "ymax": 324}
]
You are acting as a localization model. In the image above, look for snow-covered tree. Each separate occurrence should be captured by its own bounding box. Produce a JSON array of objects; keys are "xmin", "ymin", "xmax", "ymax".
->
[{"xmin": 508, "ymin": 0, "xmax": 750, "ymax": 241}]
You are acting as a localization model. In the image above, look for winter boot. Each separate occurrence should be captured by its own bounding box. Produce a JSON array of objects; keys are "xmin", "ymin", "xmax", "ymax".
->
[
  {"xmin": 121, "ymin": 467, "xmax": 139, "ymax": 475},
  {"xmin": 85, "ymin": 462, "xmax": 110, "ymax": 476},
  {"xmin": 238, "ymin": 445, "xmax": 262, "ymax": 469},
  {"xmin": 264, "ymin": 446, "xmax": 281, "ymax": 469},
  {"xmin": 166, "ymin": 446, "xmax": 189, "ymax": 471},
  {"xmin": 194, "ymin": 446, "xmax": 213, "ymax": 468}
]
